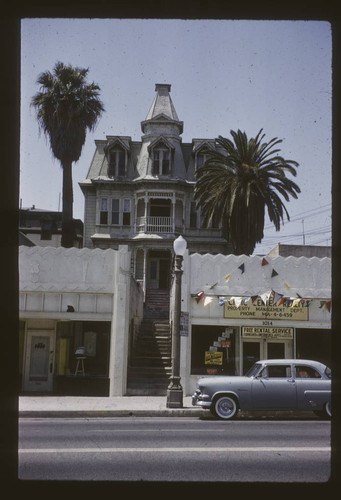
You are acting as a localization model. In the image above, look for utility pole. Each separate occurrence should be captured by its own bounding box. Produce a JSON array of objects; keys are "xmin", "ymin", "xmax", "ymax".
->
[{"xmin": 302, "ymin": 219, "xmax": 305, "ymax": 245}]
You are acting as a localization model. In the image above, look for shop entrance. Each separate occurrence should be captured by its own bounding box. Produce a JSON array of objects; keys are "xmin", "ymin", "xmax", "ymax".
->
[
  {"xmin": 24, "ymin": 329, "xmax": 55, "ymax": 392},
  {"xmin": 242, "ymin": 339, "xmax": 292, "ymax": 374}
]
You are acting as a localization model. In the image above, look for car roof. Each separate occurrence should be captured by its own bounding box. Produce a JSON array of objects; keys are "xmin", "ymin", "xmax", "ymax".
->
[{"xmin": 256, "ymin": 359, "xmax": 327, "ymax": 368}]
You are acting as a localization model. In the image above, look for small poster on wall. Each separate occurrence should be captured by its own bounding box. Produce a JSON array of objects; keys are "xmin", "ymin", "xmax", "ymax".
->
[{"xmin": 205, "ymin": 351, "xmax": 223, "ymax": 365}]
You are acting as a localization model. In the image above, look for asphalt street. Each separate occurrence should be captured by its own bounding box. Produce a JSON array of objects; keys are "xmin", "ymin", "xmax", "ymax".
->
[{"xmin": 19, "ymin": 417, "xmax": 331, "ymax": 482}]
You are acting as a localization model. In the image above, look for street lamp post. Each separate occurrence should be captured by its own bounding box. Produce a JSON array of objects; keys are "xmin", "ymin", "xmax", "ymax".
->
[{"xmin": 166, "ymin": 235, "xmax": 187, "ymax": 408}]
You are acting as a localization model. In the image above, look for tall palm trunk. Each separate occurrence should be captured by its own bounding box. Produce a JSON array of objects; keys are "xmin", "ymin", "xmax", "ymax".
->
[{"xmin": 61, "ymin": 160, "xmax": 75, "ymax": 248}]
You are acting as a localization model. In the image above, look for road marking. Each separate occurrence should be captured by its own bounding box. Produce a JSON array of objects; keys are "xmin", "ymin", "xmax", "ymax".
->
[{"xmin": 19, "ymin": 446, "xmax": 330, "ymax": 454}]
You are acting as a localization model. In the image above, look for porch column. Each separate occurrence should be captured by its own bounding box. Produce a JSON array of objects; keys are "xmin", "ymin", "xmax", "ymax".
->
[
  {"xmin": 172, "ymin": 197, "xmax": 176, "ymax": 233},
  {"xmin": 143, "ymin": 248, "xmax": 147, "ymax": 294}
]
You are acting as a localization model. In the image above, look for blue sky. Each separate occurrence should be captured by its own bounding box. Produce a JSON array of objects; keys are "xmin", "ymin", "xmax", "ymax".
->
[{"xmin": 20, "ymin": 18, "xmax": 332, "ymax": 254}]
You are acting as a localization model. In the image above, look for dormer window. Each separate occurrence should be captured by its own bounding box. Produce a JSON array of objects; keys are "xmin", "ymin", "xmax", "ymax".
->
[
  {"xmin": 108, "ymin": 146, "xmax": 126, "ymax": 178},
  {"xmin": 152, "ymin": 148, "xmax": 170, "ymax": 176},
  {"xmin": 196, "ymin": 151, "xmax": 210, "ymax": 169}
]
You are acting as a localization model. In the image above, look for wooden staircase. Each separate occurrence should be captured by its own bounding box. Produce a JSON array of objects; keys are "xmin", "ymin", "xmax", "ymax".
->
[
  {"xmin": 143, "ymin": 289, "xmax": 170, "ymax": 320},
  {"xmin": 127, "ymin": 289, "xmax": 172, "ymax": 395},
  {"xmin": 127, "ymin": 320, "xmax": 172, "ymax": 395}
]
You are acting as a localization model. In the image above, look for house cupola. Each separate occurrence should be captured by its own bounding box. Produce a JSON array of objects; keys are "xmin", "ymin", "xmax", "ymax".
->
[{"xmin": 141, "ymin": 83, "xmax": 184, "ymax": 136}]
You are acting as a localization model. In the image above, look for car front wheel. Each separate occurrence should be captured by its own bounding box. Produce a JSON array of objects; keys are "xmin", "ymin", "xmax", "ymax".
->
[{"xmin": 212, "ymin": 395, "xmax": 238, "ymax": 420}]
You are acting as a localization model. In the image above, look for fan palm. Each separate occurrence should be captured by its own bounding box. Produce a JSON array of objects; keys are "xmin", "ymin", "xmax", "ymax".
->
[
  {"xmin": 194, "ymin": 129, "xmax": 300, "ymax": 255},
  {"xmin": 31, "ymin": 62, "xmax": 104, "ymax": 247}
]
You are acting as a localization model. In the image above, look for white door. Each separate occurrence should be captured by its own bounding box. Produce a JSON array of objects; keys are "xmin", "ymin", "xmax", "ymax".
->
[{"xmin": 24, "ymin": 330, "xmax": 55, "ymax": 392}]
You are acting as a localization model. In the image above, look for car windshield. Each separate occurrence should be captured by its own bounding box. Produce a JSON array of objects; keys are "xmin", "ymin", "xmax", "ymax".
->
[{"xmin": 245, "ymin": 363, "xmax": 262, "ymax": 378}]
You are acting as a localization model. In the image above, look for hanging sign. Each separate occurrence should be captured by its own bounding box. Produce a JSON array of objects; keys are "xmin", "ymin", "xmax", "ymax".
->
[
  {"xmin": 224, "ymin": 297, "xmax": 308, "ymax": 321},
  {"xmin": 205, "ymin": 351, "xmax": 223, "ymax": 365},
  {"xmin": 180, "ymin": 312, "xmax": 189, "ymax": 336},
  {"xmin": 242, "ymin": 326, "xmax": 294, "ymax": 339}
]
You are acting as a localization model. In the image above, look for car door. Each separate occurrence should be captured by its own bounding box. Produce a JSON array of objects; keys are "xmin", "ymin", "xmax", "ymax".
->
[
  {"xmin": 251, "ymin": 363, "xmax": 297, "ymax": 409},
  {"xmin": 294, "ymin": 364, "xmax": 330, "ymax": 410}
]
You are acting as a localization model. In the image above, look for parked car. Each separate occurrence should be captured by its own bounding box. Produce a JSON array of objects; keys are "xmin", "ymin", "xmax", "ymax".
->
[{"xmin": 192, "ymin": 359, "xmax": 331, "ymax": 420}]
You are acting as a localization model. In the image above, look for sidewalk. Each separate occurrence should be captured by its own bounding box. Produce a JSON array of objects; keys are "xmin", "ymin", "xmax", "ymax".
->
[
  {"xmin": 19, "ymin": 395, "xmax": 205, "ymax": 418},
  {"xmin": 18, "ymin": 395, "xmax": 318, "ymax": 419}
]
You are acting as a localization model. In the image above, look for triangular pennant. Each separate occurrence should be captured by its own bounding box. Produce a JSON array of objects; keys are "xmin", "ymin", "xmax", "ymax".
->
[
  {"xmin": 195, "ymin": 291, "xmax": 205, "ymax": 303},
  {"xmin": 260, "ymin": 291, "xmax": 271, "ymax": 304},
  {"xmin": 219, "ymin": 297, "xmax": 227, "ymax": 306},
  {"xmin": 261, "ymin": 258, "xmax": 269, "ymax": 266},
  {"xmin": 238, "ymin": 263, "xmax": 245, "ymax": 274},
  {"xmin": 225, "ymin": 273, "xmax": 231, "ymax": 282},
  {"xmin": 325, "ymin": 300, "xmax": 331, "ymax": 312},
  {"xmin": 234, "ymin": 297, "xmax": 243, "ymax": 308},
  {"xmin": 251, "ymin": 295, "xmax": 258, "ymax": 304},
  {"xmin": 204, "ymin": 296, "xmax": 213, "ymax": 306},
  {"xmin": 319, "ymin": 301, "xmax": 326, "ymax": 309},
  {"xmin": 209, "ymin": 282, "xmax": 218, "ymax": 289},
  {"xmin": 273, "ymin": 291, "xmax": 283, "ymax": 305},
  {"xmin": 271, "ymin": 268, "xmax": 278, "ymax": 278},
  {"xmin": 277, "ymin": 296, "xmax": 285, "ymax": 306},
  {"xmin": 284, "ymin": 281, "xmax": 290, "ymax": 289}
]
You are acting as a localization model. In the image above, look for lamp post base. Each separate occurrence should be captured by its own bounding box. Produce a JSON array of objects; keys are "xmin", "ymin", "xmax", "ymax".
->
[{"xmin": 166, "ymin": 377, "xmax": 183, "ymax": 408}]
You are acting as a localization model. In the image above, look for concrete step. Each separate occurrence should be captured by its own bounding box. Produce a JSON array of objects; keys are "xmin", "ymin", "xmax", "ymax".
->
[{"xmin": 132, "ymin": 356, "xmax": 171, "ymax": 367}]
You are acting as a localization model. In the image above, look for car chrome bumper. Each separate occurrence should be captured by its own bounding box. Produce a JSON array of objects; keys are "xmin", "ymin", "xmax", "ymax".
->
[{"xmin": 192, "ymin": 391, "xmax": 211, "ymax": 408}]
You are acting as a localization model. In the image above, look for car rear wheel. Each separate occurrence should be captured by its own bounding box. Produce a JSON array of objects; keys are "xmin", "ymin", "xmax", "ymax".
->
[
  {"xmin": 313, "ymin": 402, "xmax": 331, "ymax": 418},
  {"xmin": 325, "ymin": 401, "xmax": 331, "ymax": 417},
  {"xmin": 212, "ymin": 395, "xmax": 238, "ymax": 420}
]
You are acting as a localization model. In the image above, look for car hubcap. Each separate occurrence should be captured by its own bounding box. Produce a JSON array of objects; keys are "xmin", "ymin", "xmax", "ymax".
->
[{"xmin": 217, "ymin": 398, "xmax": 235, "ymax": 417}]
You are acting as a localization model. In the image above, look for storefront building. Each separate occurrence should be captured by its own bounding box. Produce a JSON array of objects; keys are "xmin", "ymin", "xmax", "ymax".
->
[
  {"xmin": 179, "ymin": 252, "xmax": 331, "ymax": 395},
  {"xmin": 19, "ymin": 245, "xmax": 143, "ymax": 396}
]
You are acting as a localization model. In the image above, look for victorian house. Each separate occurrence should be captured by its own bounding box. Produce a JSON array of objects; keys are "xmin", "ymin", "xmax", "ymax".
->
[
  {"xmin": 80, "ymin": 83, "xmax": 229, "ymax": 297},
  {"xmin": 78, "ymin": 84, "xmax": 229, "ymax": 393}
]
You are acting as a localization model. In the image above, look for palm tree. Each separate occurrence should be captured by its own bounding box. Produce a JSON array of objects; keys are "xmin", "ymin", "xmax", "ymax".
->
[
  {"xmin": 194, "ymin": 129, "xmax": 300, "ymax": 255},
  {"xmin": 31, "ymin": 61, "xmax": 104, "ymax": 247}
]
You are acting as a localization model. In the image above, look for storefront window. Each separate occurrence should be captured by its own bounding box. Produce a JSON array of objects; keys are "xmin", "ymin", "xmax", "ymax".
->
[
  {"xmin": 191, "ymin": 325, "xmax": 237, "ymax": 375},
  {"xmin": 56, "ymin": 321, "xmax": 110, "ymax": 377},
  {"xmin": 296, "ymin": 328, "xmax": 331, "ymax": 368}
]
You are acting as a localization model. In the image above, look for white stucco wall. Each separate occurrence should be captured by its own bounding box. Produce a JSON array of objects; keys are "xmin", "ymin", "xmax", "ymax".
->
[
  {"xmin": 178, "ymin": 252, "xmax": 331, "ymax": 395},
  {"xmin": 19, "ymin": 245, "xmax": 144, "ymax": 396},
  {"xmin": 19, "ymin": 246, "xmax": 116, "ymax": 293},
  {"xmin": 186, "ymin": 253, "xmax": 331, "ymax": 300}
]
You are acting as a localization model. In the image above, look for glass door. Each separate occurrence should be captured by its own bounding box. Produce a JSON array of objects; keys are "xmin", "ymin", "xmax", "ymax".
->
[
  {"xmin": 265, "ymin": 339, "xmax": 293, "ymax": 359},
  {"xmin": 242, "ymin": 338, "xmax": 293, "ymax": 374},
  {"xmin": 242, "ymin": 341, "xmax": 261, "ymax": 374}
]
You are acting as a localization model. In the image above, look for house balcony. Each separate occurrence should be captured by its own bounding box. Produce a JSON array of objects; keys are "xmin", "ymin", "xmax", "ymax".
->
[{"xmin": 136, "ymin": 216, "xmax": 174, "ymax": 234}]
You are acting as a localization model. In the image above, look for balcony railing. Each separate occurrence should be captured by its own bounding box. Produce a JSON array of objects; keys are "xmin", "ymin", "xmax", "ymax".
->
[{"xmin": 136, "ymin": 216, "xmax": 173, "ymax": 233}]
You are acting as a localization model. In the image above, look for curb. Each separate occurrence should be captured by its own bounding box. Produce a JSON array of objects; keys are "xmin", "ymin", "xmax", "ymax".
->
[
  {"xmin": 18, "ymin": 409, "xmax": 322, "ymax": 419},
  {"xmin": 18, "ymin": 409, "xmax": 207, "ymax": 418}
]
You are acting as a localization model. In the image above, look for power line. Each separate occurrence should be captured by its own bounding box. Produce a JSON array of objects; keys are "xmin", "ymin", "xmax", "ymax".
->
[{"xmin": 263, "ymin": 204, "xmax": 331, "ymax": 230}]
